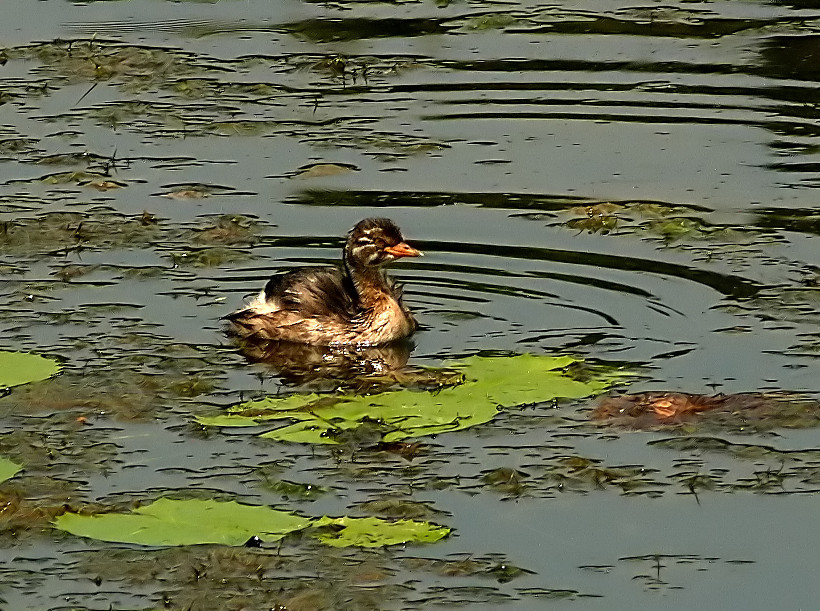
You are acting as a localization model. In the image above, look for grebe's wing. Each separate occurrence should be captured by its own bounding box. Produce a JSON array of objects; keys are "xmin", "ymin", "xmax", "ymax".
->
[{"xmin": 261, "ymin": 266, "xmax": 357, "ymax": 318}]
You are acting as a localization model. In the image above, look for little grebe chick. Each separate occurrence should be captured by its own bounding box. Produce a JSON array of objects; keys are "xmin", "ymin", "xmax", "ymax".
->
[{"xmin": 226, "ymin": 218, "xmax": 421, "ymax": 346}]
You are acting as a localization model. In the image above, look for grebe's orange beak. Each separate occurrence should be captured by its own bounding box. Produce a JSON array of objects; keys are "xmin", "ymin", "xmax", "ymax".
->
[{"xmin": 384, "ymin": 242, "xmax": 422, "ymax": 258}]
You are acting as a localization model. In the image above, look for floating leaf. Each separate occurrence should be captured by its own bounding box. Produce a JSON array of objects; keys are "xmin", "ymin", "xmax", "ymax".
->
[
  {"xmin": 54, "ymin": 498, "xmax": 448, "ymax": 549},
  {"xmin": 0, "ymin": 351, "xmax": 62, "ymax": 389},
  {"xmin": 313, "ymin": 516, "xmax": 450, "ymax": 548},
  {"xmin": 194, "ymin": 393, "xmax": 326, "ymax": 428},
  {"xmin": 229, "ymin": 392, "xmax": 326, "ymax": 415},
  {"xmin": 253, "ymin": 384, "xmax": 498, "ymax": 444},
  {"xmin": 0, "ymin": 456, "xmax": 22, "ymax": 483},
  {"xmin": 454, "ymin": 353, "xmax": 611, "ymax": 407},
  {"xmin": 54, "ymin": 498, "xmax": 312, "ymax": 547},
  {"xmin": 201, "ymin": 354, "xmax": 621, "ymax": 444},
  {"xmin": 195, "ymin": 414, "xmax": 265, "ymax": 428},
  {"xmin": 261, "ymin": 420, "xmax": 346, "ymax": 444}
]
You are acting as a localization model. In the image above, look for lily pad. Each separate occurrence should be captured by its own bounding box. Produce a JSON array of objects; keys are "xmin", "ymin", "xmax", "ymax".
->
[
  {"xmin": 199, "ymin": 354, "xmax": 622, "ymax": 444},
  {"xmin": 54, "ymin": 498, "xmax": 312, "ymax": 547},
  {"xmin": 228, "ymin": 392, "xmax": 326, "ymax": 415},
  {"xmin": 455, "ymin": 353, "xmax": 613, "ymax": 407},
  {"xmin": 53, "ymin": 498, "xmax": 449, "ymax": 549},
  {"xmin": 0, "ymin": 456, "xmax": 22, "ymax": 483},
  {"xmin": 0, "ymin": 351, "xmax": 62, "ymax": 389},
  {"xmin": 314, "ymin": 516, "xmax": 450, "ymax": 548}
]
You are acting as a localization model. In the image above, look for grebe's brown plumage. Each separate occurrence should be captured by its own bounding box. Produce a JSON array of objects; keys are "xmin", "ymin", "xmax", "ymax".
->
[{"xmin": 226, "ymin": 218, "xmax": 421, "ymax": 346}]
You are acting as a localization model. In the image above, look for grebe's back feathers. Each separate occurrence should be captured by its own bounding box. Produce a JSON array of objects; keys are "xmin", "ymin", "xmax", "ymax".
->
[{"xmin": 262, "ymin": 266, "xmax": 357, "ymax": 319}]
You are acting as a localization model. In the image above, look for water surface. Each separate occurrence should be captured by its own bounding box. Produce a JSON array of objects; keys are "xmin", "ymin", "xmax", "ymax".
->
[{"xmin": 1, "ymin": 0, "xmax": 819, "ymax": 608}]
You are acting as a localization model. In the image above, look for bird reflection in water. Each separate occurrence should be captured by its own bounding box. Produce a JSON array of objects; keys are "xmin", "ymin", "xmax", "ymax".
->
[{"xmin": 231, "ymin": 337, "xmax": 456, "ymax": 393}]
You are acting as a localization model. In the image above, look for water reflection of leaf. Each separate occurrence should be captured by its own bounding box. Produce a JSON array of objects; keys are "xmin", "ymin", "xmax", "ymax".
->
[{"xmin": 198, "ymin": 354, "xmax": 621, "ymax": 444}]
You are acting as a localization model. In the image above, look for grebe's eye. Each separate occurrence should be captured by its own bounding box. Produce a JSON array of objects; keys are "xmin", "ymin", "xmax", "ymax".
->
[{"xmin": 374, "ymin": 238, "xmax": 386, "ymax": 249}]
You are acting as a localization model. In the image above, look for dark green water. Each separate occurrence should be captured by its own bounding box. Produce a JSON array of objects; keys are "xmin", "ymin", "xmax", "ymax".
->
[{"xmin": 0, "ymin": 0, "xmax": 818, "ymax": 608}]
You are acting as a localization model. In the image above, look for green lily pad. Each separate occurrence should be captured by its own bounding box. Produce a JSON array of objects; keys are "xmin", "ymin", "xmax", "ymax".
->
[
  {"xmin": 314, "ymin": 516, "xmax": 450, "ymax": 548},
  {"xmin": 0, "ymin": 351, "xmax": 62, "ymax": 389},
  {"xmin": 228, "ymin": 392, "xmax": 326, "ymax": 416},
  {"xmin": 200, "ymin": 354, "xmax": 622, "ymax": 444},
  {"xmin": 195, "ymin": 414, "xmax": 267, "ymax": 428},
  {"xmin": 54, "ymin": 498, "xmax": 312, "ymax": 546},
  {"xmin": 454, "ymin": 353, "xmax": 612, "ymax": 407},
  {"xmin": 53, "ymin": 498, "xmax": 449, "ymax": 549},
  {"xmin": 0, "ymin": 456, "xmax": 22, "ymax": 483},
  {"xmin": 261, "ymin": 419, "xmax": 349, "ymax": 444}
]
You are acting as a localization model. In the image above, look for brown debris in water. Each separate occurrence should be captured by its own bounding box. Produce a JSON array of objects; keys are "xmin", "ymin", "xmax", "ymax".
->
[
  {"xmin": 294, "ymin": 162, "xmax": 358, "ymax": 179},
  {"xmin": 591, "ymin": 391, "xmax": 820, "ymax": 429},
  {"xmin": 160, "ymin": 188, "xmax": 209, "ymax": 200}
]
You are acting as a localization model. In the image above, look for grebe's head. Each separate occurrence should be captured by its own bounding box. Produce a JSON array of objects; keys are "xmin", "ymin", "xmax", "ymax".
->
[{"xmin": 345, "ymin": 217, "xmax": 421, "ymax": 269}]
